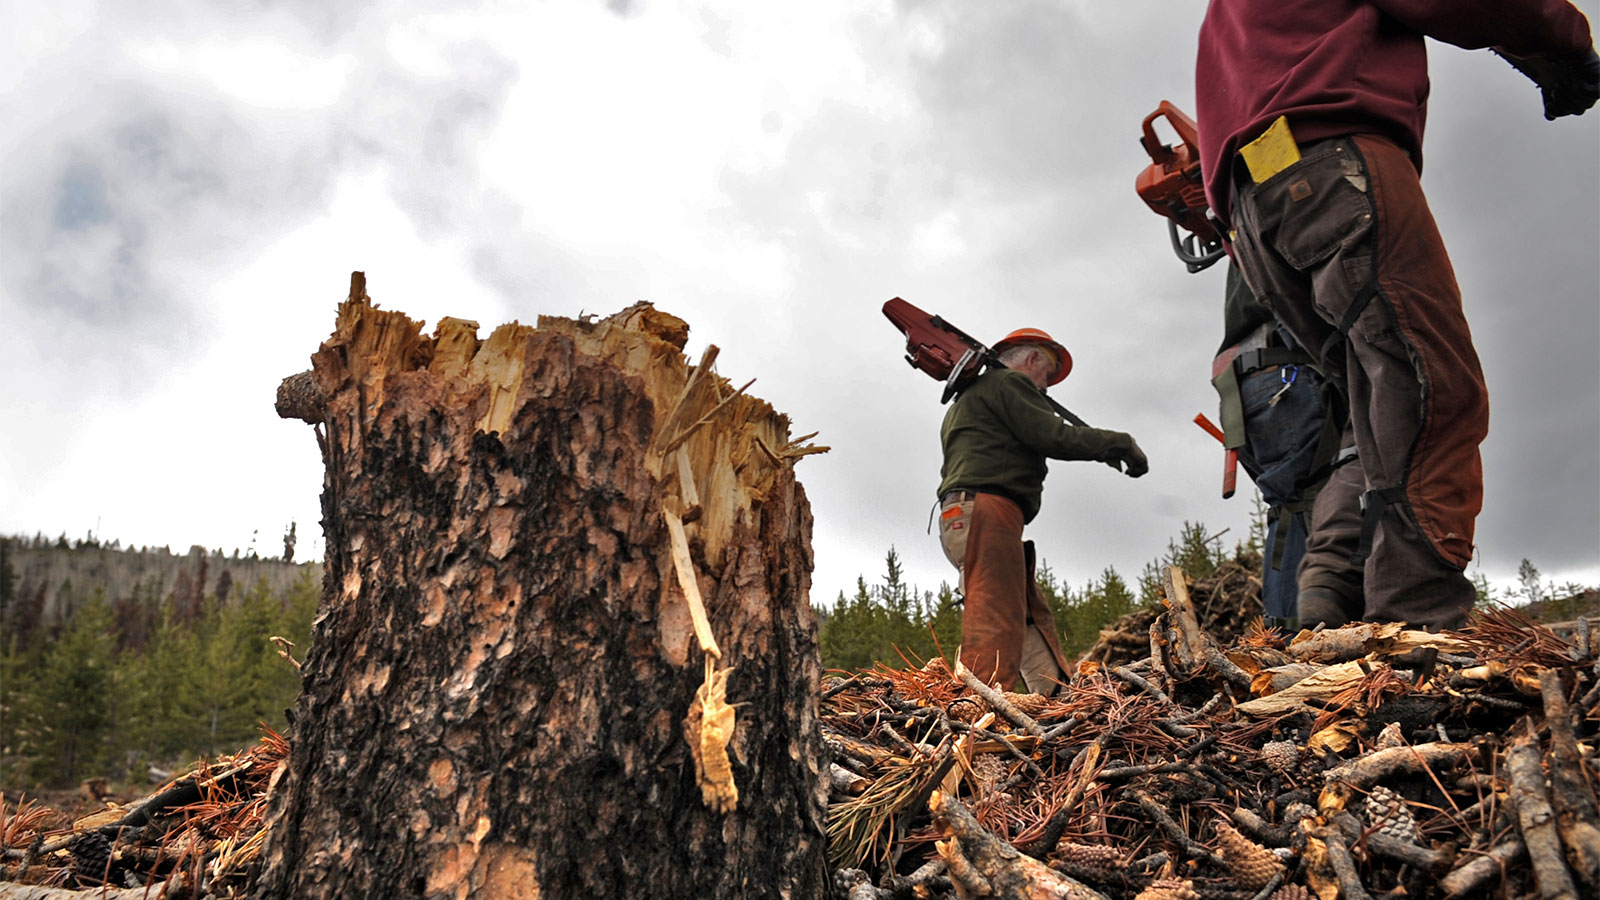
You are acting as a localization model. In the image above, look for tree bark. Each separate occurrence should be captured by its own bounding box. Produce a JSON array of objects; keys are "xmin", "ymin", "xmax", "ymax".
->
[{"xmin": 255, "ymin": 273, "xmax": 829, "ymax": 899}]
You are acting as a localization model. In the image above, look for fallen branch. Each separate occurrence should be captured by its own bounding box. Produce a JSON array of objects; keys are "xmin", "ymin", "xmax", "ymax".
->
[
  {"xmin": 1332, "ymin": 811, "xmax": 1454, "ymax": 874},
  {"xmin": 1540, "ymin": 668, "xmax": 1600, "ymax": 890},
  {"xmin": 1508, "ymin": 722, "xmax": 1580, "ymax": 900},
  {"xmin": 1023, "ymin": 737, "xmax": 1106, "ymax": 859},
  {"xmin": 1112, "ymin": 665, "xmax": 1172, "ymax": 705},
  {"xmin": 929, "ymin": 791, "xmax": 1109, "ymax": 900},
  {"xmin": 1322, "ymin": 742, "xmax": 1473, "ymax": 789},
  {"xmin": 1133, "ymin": 789, "xmax": 1223, "ymax": 866},
  {"xmin": 1319, "ymin": 825, "xmax": 1375, "ymax": 900},
  {"xmin": 0, "ymin": 875, "xmax": 183, "ymax": 900},
  {"xmin": 953, "ymin": 660, "xmax": 1046, "ymax": 739},
  {"xmin": 1441, "ymin": 840, "xmax": 1527, "ymax": 897}
]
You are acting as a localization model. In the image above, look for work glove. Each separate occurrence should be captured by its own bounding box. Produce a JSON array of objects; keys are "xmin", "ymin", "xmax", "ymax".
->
[
  {"xmin": 1494, "ymin": 45, "xmax": 1600, "ymax": 120},
  {"xmin": 1104, "ymin": 435, "xmax": 1149, "ymax": 479}
]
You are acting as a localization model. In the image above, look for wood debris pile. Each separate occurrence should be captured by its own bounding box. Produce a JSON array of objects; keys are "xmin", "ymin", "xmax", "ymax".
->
[
  {"xmin": 5, "ymin": 564, "xmax": 1598, "ymax": 900},
  {"xmin": 0, "ymin": 729, "xmax": 286, "ymax": 899},
  {"xmin": 822, "ymin": 567, "xmax": 1600, "ymax": 900},
  {"xmin": 1080, "ymin": 550, "xmax": 1265, "ymax": 669}
]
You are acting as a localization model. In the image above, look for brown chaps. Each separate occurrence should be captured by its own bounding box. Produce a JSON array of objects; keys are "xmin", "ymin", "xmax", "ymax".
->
[
  {"xmin": 938, "ymin": 492, "xmax": 1071, "ymax": 691},
  {"xmin": 1229, "ymin": 134, "xmax": 1486, "ymax": 631}
]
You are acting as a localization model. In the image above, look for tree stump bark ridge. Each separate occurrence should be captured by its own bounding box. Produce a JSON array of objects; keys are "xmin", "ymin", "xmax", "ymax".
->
[{"xmin": 256, "ymin": 272, "xmax": 829, "ymax": 900}]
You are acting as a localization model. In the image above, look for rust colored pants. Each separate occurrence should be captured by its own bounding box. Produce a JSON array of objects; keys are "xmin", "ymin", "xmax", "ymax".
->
[
  {"xmin": 1229, "ymin": 134, "xmax": 1486, "ymax": 631},
  {"xmin": 938, "ymin": 492, "xmax": 1071, "ymax": 691}
]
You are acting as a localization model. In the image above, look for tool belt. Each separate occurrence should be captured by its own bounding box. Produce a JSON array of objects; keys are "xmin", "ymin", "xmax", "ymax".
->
[
  {"xmin": 1212, "ymin": 333, "xmax": 1350, "ymax": 502},
  {"xmin": 1211, "ymin": 340, "xmax": 1317, "ymax": 451}
]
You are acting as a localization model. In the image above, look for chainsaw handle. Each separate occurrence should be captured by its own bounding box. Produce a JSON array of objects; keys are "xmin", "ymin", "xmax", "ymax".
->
[
  {"xmin": 1140, "ymin": 101, "xmax": 1202, "ymax": 164},
  {"xmin": 1170, "ymin": 219, "xmax": 1225, "ymax": 273}
]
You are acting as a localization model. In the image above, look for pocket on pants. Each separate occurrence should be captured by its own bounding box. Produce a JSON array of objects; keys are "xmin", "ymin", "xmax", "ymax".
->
[
  {"xmin": 1252, "ymin": 141, "xmax": 1374, "ymax": 271},
  {"xmin": 938, "ymin": 499, "xmax": 975, "ymax": 572}
]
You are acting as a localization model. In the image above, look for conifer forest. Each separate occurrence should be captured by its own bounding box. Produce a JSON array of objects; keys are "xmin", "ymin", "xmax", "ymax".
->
[{"xmin": 0, "ymin": 535, "xmax": 318, "ymax": 791}]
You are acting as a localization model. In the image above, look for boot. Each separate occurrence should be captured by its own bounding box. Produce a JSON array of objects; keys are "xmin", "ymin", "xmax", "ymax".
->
[{"xmin": 1298, "ymin": 587, "xmax": 1358, "ymax": 630}]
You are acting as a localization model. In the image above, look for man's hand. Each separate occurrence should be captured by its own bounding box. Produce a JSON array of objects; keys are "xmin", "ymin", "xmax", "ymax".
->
[
  {"xmin": 1107, "ymin": 437, "xmax": 1149, "ymax": 479},
  {"xmin": 1496, "ymin": 46, "xmax": 1600, "ymax": 120}
]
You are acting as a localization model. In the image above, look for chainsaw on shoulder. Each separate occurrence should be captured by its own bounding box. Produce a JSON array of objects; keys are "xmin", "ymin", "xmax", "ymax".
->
[{"xmin": 881, "ymin": 296, "xmax": 1091, "ymax": 427}]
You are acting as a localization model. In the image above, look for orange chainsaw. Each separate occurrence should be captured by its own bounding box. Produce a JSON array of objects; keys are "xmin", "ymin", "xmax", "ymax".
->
[
  {"xmin": 1135, "ymin": 101, "xmax": 1236, "ymax": 494},
  {"xmin": 1134, "ymin": 101, "xmax": 1225, "ymax": 274}
]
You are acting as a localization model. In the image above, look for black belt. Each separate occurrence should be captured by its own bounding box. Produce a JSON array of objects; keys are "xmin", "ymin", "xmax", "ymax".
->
[
  {"xmin": 1234, "ymin": 346, "xmax": 1312, "ymax": 376},
  {"xmin": 940, "ymin": 487, "xmax": 1029, "ymax": 517}
]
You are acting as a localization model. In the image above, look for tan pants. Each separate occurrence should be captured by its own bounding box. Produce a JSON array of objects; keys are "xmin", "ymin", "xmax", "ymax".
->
[{"xmin": 938, "ymin": 492, "xmax": 1070, "ymax": 693}]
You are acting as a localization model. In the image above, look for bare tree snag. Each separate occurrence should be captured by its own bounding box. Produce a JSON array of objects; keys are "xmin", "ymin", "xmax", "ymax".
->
[{"xmin": 255, "ymin": 273, "xmax": 830, "ymax": 900}]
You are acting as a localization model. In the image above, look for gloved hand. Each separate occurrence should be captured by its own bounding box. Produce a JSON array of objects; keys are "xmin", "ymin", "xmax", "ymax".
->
[
  {"xmin": 1495, "ymin": 46, "xmax": 1600, "ymax": 120},
  {"xmin": 1104, "ymin": 436, "xmax": 1148, "ymax": 478}
]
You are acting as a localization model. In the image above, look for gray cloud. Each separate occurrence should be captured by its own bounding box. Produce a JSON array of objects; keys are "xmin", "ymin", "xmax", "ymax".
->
[
  {"xmin": 2, "ymin": 1, "xmax": 1593, "ymax": 604},
  {"xmin": 712, "ymin": 2, "xmax": 1597, "ymax": 598}
]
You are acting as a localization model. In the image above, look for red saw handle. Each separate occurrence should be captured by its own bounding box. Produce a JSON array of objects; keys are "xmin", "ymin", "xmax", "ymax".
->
[{"xmin": 1194, "ymin": 414, "xmax": 1238, "ymax": 499}]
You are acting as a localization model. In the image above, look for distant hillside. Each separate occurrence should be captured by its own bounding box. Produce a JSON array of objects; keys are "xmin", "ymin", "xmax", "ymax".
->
[
  {"xmin": 1516, "ymin": 587, "xmax": 1600, "ymax": 627},
  {"xmin": 2, "ymin": 534, "xmax": 321, "ymax": 632}
]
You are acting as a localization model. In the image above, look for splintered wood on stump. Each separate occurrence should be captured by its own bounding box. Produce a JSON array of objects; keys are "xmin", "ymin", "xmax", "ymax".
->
[{"xmin": 256, "ymin": 273, "xmax": 830, "ymax": 900}]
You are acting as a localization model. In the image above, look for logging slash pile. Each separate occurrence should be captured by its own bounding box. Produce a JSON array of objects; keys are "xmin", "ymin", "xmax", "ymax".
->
[
  {"xmin": 4, "ymin": 564, "xmax": 1599, "ymax": 900},
  {"xmin": 0, "ymin": 730, "xmax": 285, "ymax": 899},
  {"xmin": 822, "ymin": 566, "xmax": 1600, "ymax": 900}
]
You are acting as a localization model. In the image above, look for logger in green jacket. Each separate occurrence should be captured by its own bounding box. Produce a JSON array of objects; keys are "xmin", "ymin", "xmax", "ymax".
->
[{"xmin": 936, "ymin": 328, "xmax": 1148, "ymax": 693}]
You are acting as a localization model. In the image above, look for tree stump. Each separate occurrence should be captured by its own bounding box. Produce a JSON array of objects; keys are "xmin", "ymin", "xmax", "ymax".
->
[{"xmin": 256, "ymin": 273, "xmax": 830, "ymax": 899}]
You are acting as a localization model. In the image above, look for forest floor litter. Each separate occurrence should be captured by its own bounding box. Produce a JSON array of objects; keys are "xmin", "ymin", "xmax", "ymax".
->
[{"xmin": 3, "ymin": 564, "xmax": 1598, "ymax": 900}]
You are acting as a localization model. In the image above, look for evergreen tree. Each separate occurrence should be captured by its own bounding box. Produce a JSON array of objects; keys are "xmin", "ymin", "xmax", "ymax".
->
[
  {"xmin": 1471, "ymin": 572, "xmax": 1498, "ymax": 610},
  {"xmin": 30, "ymin": 589, "xmax": 116, "ymax": 785},
  {"xmin": 818, "ymin": 577, "xmax": 882, "ymax": 673},
  {"xmin": 0, "ymin": 630, "xmax": 40, "ymax": 789},
  {"xmin": 1139, "ymin": 521, "xmax": 1227, "ymax": 604},
  {"xmin": 1516, "ymin": 558, "xmax": 1546, "ymax": 605},
  {"xmin": 1247, "ymin": 493, "xmax": 1268, "ymax": 556},
  {"xmin": 0, "ymin": 537, "xmax": 15, "ymax": 625},
  {"xmin": 926, "ymin": 584, "xmax": 962, "ymax": 664},
  {"xmin": 122, "ymin": 596, "xmax": 206, "ymax": 765}
]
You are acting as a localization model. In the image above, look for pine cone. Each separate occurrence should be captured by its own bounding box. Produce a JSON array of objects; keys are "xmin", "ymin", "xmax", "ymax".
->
[
  {"xmin": 1052, "ymin": 841, "xmax": 1122, "ymax": 878},
  {"xmin": 948, "ymin": 697, "xmax": 986, "ymax": 723},
  {"xmin": 1364, "ymin": 785, "xmax": 1423, "ymax": 844},
  {"xmin": 971, "ymin": 753, "xmax": 1008, "ymax": 792},
  {"xmin": 1261, "ymin": 740, "xmax": 1300, "ymax": 778},
  {"xmin": 1134, "ymin": 877, "xmax": 1201, "ymax": 900},
  {"xmin": 1214, "ymin": 821, "xmax": 1284, "ymax": 888},
  {"xmin": 71, "ymin": 831, "xmax": 113, "ymax": 886},
  {"xmin": 1004, "ymin": 691, "xmax": 1050, "ymax": 716},
  {"xmin": 1374, "ymin": 722, "xmax": 1406, "ymax": 750},
  {"xmin": 1268, "ymin": 885, "xmax": 1311, "ymax": 900}
]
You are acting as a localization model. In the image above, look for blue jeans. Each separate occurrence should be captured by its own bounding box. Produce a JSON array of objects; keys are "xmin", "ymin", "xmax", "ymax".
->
[{"xmin": 1235, "ymin": 362, "xmax": 1328, "ymax": 619}]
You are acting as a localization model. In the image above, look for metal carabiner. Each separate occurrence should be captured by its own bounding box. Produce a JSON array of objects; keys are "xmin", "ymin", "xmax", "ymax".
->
[{"xmin": 1269, "ymin": 364, "xmax": 1299, "ymax": 406}]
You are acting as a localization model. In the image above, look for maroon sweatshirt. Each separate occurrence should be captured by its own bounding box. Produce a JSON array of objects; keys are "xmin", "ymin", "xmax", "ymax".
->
[{"xmin": 1196, "ymin": 0, "xmax": 1593, "ymax": 224}]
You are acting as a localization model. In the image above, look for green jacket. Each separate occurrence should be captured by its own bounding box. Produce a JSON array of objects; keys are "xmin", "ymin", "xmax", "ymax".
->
[{"xmin": 937, "ymin": 368, "xmax": 1132, "ymax": 523}]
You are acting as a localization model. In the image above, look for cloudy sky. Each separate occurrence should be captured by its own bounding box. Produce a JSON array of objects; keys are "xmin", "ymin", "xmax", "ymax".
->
[{"xmin": 3, "ymin": 0, "xmax": 1596, "ymax": 608}]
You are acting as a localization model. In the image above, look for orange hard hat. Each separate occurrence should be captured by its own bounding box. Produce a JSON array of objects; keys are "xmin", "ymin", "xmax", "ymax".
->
[{"xmin": 993, "ymin": 328, "xmax": 1072, "ymax": 385}]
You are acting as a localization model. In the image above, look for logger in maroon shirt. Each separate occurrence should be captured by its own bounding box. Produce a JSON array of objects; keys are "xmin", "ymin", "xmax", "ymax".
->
[{"xmin": 1195, "ymin": 0, "xmax": 1597, "ymax": 630}]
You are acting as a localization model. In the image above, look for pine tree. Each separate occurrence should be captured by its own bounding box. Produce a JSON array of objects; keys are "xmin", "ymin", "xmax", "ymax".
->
[
  {"xmin": 0, "ymin": 631, "xmax": 40, "ymax": 789},
  {"xmin": 31, "ymin": 589, "xmax": 116, "ymax": 785},
  {"xmin": 0, "ymin": 537, "xmax": 16, "ymax": 626},
  {"xmin": 122, "ymin": 596, "xmax": 206, "ymax": 765},
  {"xmin": 1517, "ymin": 558, "xmax": 1546, "ymax": 605}
]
